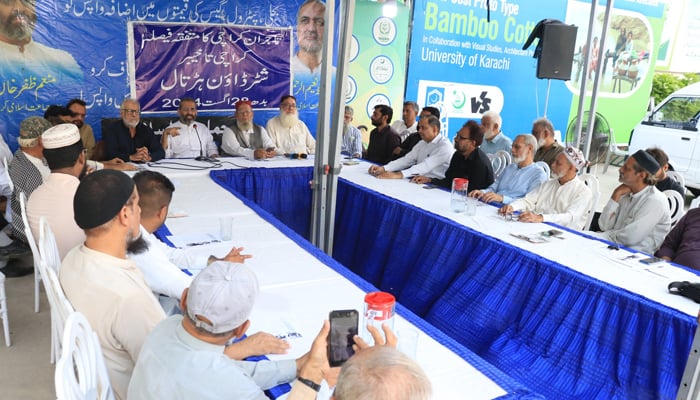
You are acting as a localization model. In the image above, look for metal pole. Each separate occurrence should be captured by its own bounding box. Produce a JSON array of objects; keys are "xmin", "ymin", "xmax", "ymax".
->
[
  {"xmin": 573, "ymin": 0, "xmax": 598, "ymax": 149},
  {"xmin": 310, "ymin": 0, "xmax": 356, "ymax": 254}
]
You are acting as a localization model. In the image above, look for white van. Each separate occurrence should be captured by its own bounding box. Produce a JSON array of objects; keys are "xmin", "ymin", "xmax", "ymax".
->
[{"xmin": 628, "ymin": 81, "xmax": 700, "ymax": 195}]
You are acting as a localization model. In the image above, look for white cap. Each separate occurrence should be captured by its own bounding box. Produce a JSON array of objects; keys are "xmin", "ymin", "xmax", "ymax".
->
[
  {"xmin": 186, "ymin": 261, "xmax": 259, "ymax": 334},
  {"xmin": 41, "ymin": 123, "xmax": 81, "ymax": 149}
]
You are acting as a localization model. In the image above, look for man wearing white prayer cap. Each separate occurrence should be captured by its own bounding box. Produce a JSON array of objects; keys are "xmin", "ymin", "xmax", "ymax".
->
[
  {"xmin": 499, "ymin": 146, "xmax": 593, "ymax": 230},
  {"xmin": 26, "ymin": 123, "xmax": 89, "ymax": 259}
]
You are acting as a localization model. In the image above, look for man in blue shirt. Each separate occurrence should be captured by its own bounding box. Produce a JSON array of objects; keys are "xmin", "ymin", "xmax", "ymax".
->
[
  {"xmin": 469, "ymin": 134, "xmax": 548, "ymax": 204},
  {"xmin": 480, "ymin": 111, "xmax": 512, "ymax": 155},
  {"xmin": 341, "ymin": 106, "xmax": 363, "ymax": 158}
]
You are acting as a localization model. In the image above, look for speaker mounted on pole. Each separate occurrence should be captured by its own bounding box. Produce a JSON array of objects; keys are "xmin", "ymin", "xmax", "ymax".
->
[{"xmin": 523, "ymin": 19, "xmax": 578, "ymax": 81}]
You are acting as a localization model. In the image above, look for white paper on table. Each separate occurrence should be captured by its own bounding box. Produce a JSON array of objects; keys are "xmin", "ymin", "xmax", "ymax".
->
[{"xmin": 167, "ymin": 232, "xmax": 220, "ymax": 248}]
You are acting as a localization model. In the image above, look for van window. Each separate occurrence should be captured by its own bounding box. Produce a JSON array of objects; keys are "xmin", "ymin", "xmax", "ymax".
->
[{"xmin": 651, "ymin": 97, "xmax": 700, "ymax": 130}]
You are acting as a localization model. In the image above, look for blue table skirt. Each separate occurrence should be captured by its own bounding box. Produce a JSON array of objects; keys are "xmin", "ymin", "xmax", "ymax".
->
[{"xmin": 211, "ymin": 168, "xmax": 696, "ymax": 400}]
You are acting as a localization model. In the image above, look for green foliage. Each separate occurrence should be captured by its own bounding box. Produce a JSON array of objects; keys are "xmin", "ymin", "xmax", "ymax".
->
[{"xmin": 651, "ymin": 73, "xmax": 700, "ymax": 104}]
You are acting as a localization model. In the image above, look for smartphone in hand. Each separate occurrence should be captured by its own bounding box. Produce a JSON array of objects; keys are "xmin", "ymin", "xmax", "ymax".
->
[{"xmin": 328, "ymin": 309, "xmax": 359, "ymax": 367}]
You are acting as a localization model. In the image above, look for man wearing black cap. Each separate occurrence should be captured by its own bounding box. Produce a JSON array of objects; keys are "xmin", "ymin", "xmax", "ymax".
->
[
  {"xmin": 59, "ymin": 169, "xmax": 166, "ymax": 400},
  {"xmin": 597, "ymin": 149, "xmax": 671, "ymax": 253}
]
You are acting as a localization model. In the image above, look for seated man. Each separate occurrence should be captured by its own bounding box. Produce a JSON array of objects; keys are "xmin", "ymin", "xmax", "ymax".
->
[
  {"xmin": 596, "ymin": 149, "xmax": 671, "ymax": 253},
  {"xmin": 531, "ymin": 117, "xmax": 563, "ymax": 168},
  {"xmin": 390, "ymin": 101, "xmax": 419, "ymax": 142},
  {"xmin": 128, "ymin": 261, "xmax": 331, "ymax": 400},
  {"xmin": 499, "ymin": 146, "xmax": 592, "ymax": 230},
  {"xmin": 368, "ymin": 115, "xmax": 453, "ymax": 180},
  {"xmin": 266, "ymin": 95, "xmax": 316, "ymax": 155},
  {"xmin": 341, "ymin": 106, "xmax": 363, "ymax": 158},
  {"xmin": 480, "ymin": 111, "xmax": 512, "ymax": 155},
  {"xmin": 469, "ymin": 134, "xmax": 548, "ymax": 204},
  {"xmin": 655, "ymin": 208, "xmax": 700, "ymax": 270},
  {"xmin": 129, "ymin": 170, "xmax": 254, "ymax": 301},
  {"xmin": 66, "ymin": 98, "xmax": 96, "ymax": 159},
  {"xmin": 393, "ymin": 106, "xmax": 440, "ymax": 159},
  {"xmin": 9, "ymin": 117, "xmax": 51, "ymax": 252},
  {"xmin": 103, "ymin": 98, "xmax": 165, "ymax": 162},
  {"xmin": 646, "ymin": 147, "xmax": 685, "ymax": 196},
  {"xmin": 161, "ymin": 98, "xmax": 218, "ymax": 159},
  {"xmin": 364, "ymin": 104, "xmax": 401, "ymax": 165},
  {"xmin": 221, "ymin": 100, "xmax": 276, "ymax": 159},
  {"xmin": 60, "ymin": 169, "xmax": 166, "ymax": 400},
  {"xmin": 43, "ymin": 105, "xmax": 74, "ymax": 125},
  {"xmin": 413, "ymin": 120, "xmax": 494, "ymax": 192},
  {"xmin": 26, "ymin": 124, "xmax": 88, "ymax": 259}
]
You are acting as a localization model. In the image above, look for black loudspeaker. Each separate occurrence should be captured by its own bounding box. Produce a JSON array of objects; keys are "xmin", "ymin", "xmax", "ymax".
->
[{"xmin": 536, "ymin": 23, "xmax": 577, "ymax": 81}]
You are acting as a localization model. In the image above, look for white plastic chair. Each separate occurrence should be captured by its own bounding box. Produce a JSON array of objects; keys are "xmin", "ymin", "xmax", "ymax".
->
[
  {"xmin": 603, "ymin": 134, "xmax": 628, "ymax": 173},
  {"xmin": 0, "ymin": 271, "xmax": 10, "ymax": 346},
  {"xmin": 667, "ymin": 171, "xmax": 686, "ymax": 194},
  {"xmin": 3, "ymin": 157, "xmax": 13, "ymax": 192},
  {"xmin": 535, "ymin": 161, "xmax": 551, "ymax": 177},
  {"xmin": 580, "ymin": 174, "xmax": 600, "ymax": 230},
  {"xmin": 19, "ymin": 192, "xmax": 42, "ymax": 313},
  {"xmin": 55, "ymin": 311, "xmax": 115, "ymax": 400},
  {"xmin": 490, "ymin": 150, "xmax": 511, "ymax": 178},
  {"xmin": 665, "ymin": 189, "xmax": 685, "ymax": 226},
  {"xmin": 43, "ymin": 264, "xmax": 75, "ymax": 364},
  {"xmin": 38, "ymin": 217, "xmax": 61, "ymax": 273}
]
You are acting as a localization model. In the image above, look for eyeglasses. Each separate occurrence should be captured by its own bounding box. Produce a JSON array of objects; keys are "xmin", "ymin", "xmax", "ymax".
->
[
  {"xmin": 454, "ymin": 135, "xmax": 471, "ymax": 141},
  {"xmin": 121, "ymin": 108, "xmax": 140, "ymax": 115},
  {"xmin": 281, "ymin": 103, "xmax": 297, "ymax": 110}
]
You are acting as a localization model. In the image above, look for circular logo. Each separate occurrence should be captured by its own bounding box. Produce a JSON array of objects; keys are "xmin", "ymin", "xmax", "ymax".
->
[
  {"xmin": 345, "ymin": 76, "xmax": 357, "ymax": 103},
  {"xmin": 452, "ymin": 89, "xmax": 466, "ymax": 110},
  {"xmin": 372, "ymin": 17, "xmax": 397, "ymax": 46},
  {"xmin": 350, "ymin": 35, "xmax": 360, "ymax": 62},
  {"xmin": 366, "ymin": 94, "xmax": 391, "ymax": 119},
  {"xmin": 369, "ymin": 56, "xmax": 394, "ymax": 85}
]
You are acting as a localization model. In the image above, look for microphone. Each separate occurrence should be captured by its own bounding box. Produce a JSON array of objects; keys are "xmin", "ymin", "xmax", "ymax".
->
[
  {"xmin": 193, "ymin": 124, "xmax": 205, "ymax": 161},
  {"xmin": 285, "ymin": 153, "xmax": 308, "ymax": 159}
]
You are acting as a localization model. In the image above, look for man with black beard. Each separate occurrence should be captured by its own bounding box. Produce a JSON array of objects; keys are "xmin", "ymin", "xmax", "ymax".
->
[
  {"xmin": 266, "ymin": 95, "xmax": 316, "ymax": 154},
  {"xmin": 0, "ymin": 0, "xmax": 81, "ymax": 81},
  {"xmin": 26, "ymin": 123, "xmax": 88, "ymax": 259},
  {"xmin": 59, "ymin": 169, "xmax": 165, "ymax": 400},
  {"xmin": 67, "ymin": 98, "xmax": 97, "ymax": 159},
  {"xmin": 161, "ymin": 98, "xmax": 218, "ymax": 159}
]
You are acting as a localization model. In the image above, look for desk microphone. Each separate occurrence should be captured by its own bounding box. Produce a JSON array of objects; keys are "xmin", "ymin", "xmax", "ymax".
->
[{"xmin": 193, "ymin": 124, "xmax": 206, "ymax": 161}]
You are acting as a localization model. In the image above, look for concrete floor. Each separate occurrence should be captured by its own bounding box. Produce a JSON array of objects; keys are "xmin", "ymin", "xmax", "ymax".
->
[{"xmin": 0, "ymin": 163, "xmax": 692, "ymax": 399}]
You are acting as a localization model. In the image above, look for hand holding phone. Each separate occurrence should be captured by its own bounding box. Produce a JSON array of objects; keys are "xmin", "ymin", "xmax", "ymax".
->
[{"xmin": 328, "ymin": 309, "xmax": 359, "ymax": 367}]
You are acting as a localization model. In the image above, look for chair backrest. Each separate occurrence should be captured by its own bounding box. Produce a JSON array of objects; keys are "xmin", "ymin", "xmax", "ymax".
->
[
  {"xmin": 666, "ymin": 171, "xmax": 686, "ymax": 193},
  {"xmin": 55, "ymin": 311, "xmax": 115, "ymax": 400},
  {"xmin": 44, "ymin": 263, "xmax": 75, "ymax": 344},
  {"xmin": 664, "ymin": 189, "xmax": 685, "ymax": 226},
  {"xmin": 491, "ymin": 150, "xmax": 511, "ymax": 178},
  {"xmin": 39, "ymin": 216, "xmax": 61, "ymax": 273},
  {"xmin": 535, "ymin": 161, "xmax": 551, "ymax": 177},
  {"xmin": 580, "ymin": 173, "xmax": 600, "ymax": 230},
  {"xmin": 19, "ymin": 192, "xmax": 43, "ymax": 274},
  {"xmin": 3, "ymin": 157, "xmax": 13, "ymax": 193}
]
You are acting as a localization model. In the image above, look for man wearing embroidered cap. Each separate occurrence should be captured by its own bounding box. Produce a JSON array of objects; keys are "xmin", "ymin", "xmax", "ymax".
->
[
  {"xmin": 26, "ymin": 123, "xmax": 88, "ymax": 259},
  {"xmin": 596, "ymin": 149, "xmax": 671, "ymax": 253},
  {"xmin": 499, "ymin": 146, "xmax": 593, "ymax": 230},
  {"xmin": 128, "ymin": 261, "xmax": 332, "ymax": 400},
  {"xmin": 59, "ymin": 169, "xmax": 166, "ymax": 400},
  {"xmin": 221, "ymin": 100, "xmax": 277, "ymax": 159}
]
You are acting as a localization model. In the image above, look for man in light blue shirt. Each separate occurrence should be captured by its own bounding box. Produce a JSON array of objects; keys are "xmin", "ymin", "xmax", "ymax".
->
[
  {"xmin": 480, "ymin": 111, "xmax": 512, "ymax": 155},
  {"xmin": 341, "ymin": 106, "xmax": 363, "ymax": 158},
  {"xmin": 469, "ymin": 134, "xmax": 548, "ymax": 204}
]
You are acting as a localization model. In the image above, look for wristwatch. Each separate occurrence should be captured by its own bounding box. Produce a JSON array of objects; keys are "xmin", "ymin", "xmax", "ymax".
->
[{"xmin": 297, "ymin": 377, "xmax": 321, "ymax": 392}]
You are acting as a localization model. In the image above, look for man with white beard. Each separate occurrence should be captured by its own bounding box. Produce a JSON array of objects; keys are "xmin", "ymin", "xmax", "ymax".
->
[
  {"xmin": 266, "ymin": 95, "xmax": 316, "ymax": 155},
  {"xmin": 221, "ymin": 100, "xmax": 277, "ymax": 159},
  {"xmin": 531, "ymin": 117, "xmax": 563, "ymax": 168},
  {"xmin": 292, "ymin": 0, "xmax": 326, "ymax": 78},
  {"xmin": 499, "ymin": 146, "xmax": 593, "ymax": 230},
  {"xmin": 103, "ymin": 98, "xmax": 165, "ymax": 162},
  {"xmin": 469, "ymin": 134, "xmax": 548, "ymax": 204},
  {"xmin": 480, "ymin": 111, "xmax": 512, "ymax": 155}
]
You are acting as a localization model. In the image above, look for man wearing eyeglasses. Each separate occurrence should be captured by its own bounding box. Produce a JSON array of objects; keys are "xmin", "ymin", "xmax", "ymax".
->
[
  {"xmin": 266, "ymin": 95, "xmax": 316, "ymax": 155},
  {"xmin": 103, "ymin": 98, "xmax": 165, "ymax": 163},
  {"xmin": 413, "ymin": 120, "xmax": 494, "ymax": 192}
]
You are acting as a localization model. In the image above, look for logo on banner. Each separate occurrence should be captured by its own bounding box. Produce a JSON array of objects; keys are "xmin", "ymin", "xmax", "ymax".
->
[
  {"xmin": 366, "ymin": 93, "xmax": 392, "ymax": 119},
  {"xmin": 372, "ymin": 17, "xmax": 397, "ymax": 46},
  {"xmin": 346, "ymin": 76, "xmax": 357, "ymax": 103},
  {"xmin": 370, "ymin": 56, "xmax": 394, "ymax": 84},
  {"xmin": 425, "ymin": 86, "xmax": 444, "ymax": 109}
]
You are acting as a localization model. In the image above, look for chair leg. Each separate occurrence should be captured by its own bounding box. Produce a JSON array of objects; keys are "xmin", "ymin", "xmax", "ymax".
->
[
  {"xmin": 0, "ymin": 275, "xmax": 10, "ymax": 347},
  {"xmin": 34, "ymin": 269, "xmax": 40, "ymax": 313}
]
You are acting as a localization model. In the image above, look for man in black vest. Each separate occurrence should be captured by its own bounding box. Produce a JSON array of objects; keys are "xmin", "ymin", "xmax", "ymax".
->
[{"xmin": 221, "ymin": 100, "xmax": 276, "ymax": 159}]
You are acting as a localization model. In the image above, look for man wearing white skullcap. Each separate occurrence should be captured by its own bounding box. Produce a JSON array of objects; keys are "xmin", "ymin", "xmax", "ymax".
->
[
  {"xmin": 26, "ymin": 123, "xmax": 89, "ymax": 259},
  {"xmin": 499, "ymin": 146, "xmax": 593, "ymax": 230},
  {"xmin": 128, "ymin": 261, "xmax": 331, "ymax": 400}
]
